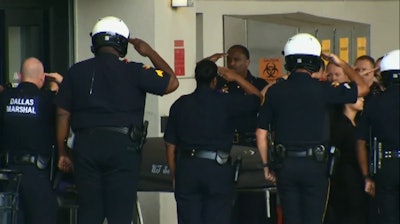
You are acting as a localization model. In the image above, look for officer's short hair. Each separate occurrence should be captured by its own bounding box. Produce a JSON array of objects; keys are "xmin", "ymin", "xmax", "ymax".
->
[
  {"xmin": 228, "ymin": 45, "xmax": 250, "ymax": 60},
  {"xmin": 195, "ymin": 60, "xmax": 218, "ymax": 85},
  {"xmin": 355, "ymin": 55, "xmax": 375, "ymax": 66}
]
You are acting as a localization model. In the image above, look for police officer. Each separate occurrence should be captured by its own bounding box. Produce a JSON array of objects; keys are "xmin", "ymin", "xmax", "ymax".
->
[
  {"xmin": 164, "ymin": 60, "xmax": 262, "ymax": 224},
  {"xmin": 0, "ymin": 57, "xmax": 62, "ymax": 224},
  {"xmin": 256, "ymin": 33, "xmax": 369, "ymax": 224},
  {"xmin": 356, "ymin": 49, "xmax": 399, "ymax": 224},
  {"xmin": 54, "ymin": 16, "xmax": 178, "ymax": 224},
  {"xmin": 206, "ymin": 45, "xmax": 269, "ymax": 224},
  {"xmin": 207, "ymin": 45, "xmax": 268, "ymax": 138}
]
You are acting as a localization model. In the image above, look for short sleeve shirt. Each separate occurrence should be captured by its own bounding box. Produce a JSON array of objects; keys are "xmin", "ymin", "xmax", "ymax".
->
[
  {"xmin": 55, "ymin": 53, "xmax": 171, "ymax": 130},
  {"xmin": 356, "ymin": 86, "xmax": 400, "ymax": 149},
  {"xmin": 164, "ymin": 86, "xmax": 261, "ymax": 153},
  {"xmin": 257, "ymin": 72, "xmax": 358, "ymax": 145}
]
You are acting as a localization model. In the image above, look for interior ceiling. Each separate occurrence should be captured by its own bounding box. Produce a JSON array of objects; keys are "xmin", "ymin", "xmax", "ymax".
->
[{"xmin": 226, "ymin": 12, "xmax": 368, "ymax": 28}]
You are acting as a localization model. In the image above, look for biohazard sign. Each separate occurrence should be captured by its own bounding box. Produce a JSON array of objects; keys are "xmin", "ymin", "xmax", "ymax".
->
[{"xmin": 259, "ymin": 58, "xmax": 283, "ymax": 83}]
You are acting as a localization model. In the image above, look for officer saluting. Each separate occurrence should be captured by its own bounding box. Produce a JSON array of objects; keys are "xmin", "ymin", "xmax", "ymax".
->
[
  {"xmin": 164, "ymin": 60, "xmax": 262, "ymax": 224},
  {"xmin": 256, "ymin": 33, "xmax": 369, "ymax": 224},
  {"xmin": 356, "ymin": 49, "xmax": 400, "ymax": 224},
  {"xmin": 0, "ymin": 57, "xmax": 62, "ymax": 224},
  {"xmin": 55, "ymin": 16, "xmax": 178, "ymax": 224}
]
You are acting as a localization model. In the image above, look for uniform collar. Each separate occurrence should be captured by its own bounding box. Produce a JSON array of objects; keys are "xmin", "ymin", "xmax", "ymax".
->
[
  {"xmin": 17, "ymin": 82, "xmax": 40, "ymax": 90},
  {"xmin": 245, "ymin": 70, "xmax": 256, "ymax": 82},
  {"xmin": 288, "ymin": 72, "xmax": 312, "ymax": 80},
  {"xmin": 195, "ymin": 85, "xmax": 217, "ymax": 93},
  {"xmin": 95, "ymin": 52, "xmax": 120, "ymax": 60}
]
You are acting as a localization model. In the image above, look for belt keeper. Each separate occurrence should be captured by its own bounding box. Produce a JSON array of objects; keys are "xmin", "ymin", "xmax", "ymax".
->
[{"xmin": 233, "ymin": 132, "xmax": 239, "ymax": 144}]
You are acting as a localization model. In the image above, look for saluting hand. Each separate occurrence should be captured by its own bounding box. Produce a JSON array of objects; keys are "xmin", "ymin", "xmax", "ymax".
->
[
  {"xmin": 321, "ymin": 52, "xmax": 343, "ymax": 66},
  {"xmin": 206, "ymin": 53, "xmax": 227, "ymax": 62},
  {"xmin": 355, "ymin": 66, "xmax": 379, "ymax": 77},
  {"xmin": 129, "ymin": 38, "xmax": 154, "ymax": 57},
  {"xmin": 45, "ymin": 72, "xmax": 63, "ymax": 84}
]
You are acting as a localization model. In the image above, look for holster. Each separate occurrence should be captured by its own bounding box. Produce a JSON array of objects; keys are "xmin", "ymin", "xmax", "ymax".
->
[
  {"xmin": 312, "ymin": 145, "xmax": 327, "ymax": 162},
  {"xmin": 128, "ymin": 121, "xmax": 149, "ymax": 153},
  {"xmin": 216, "ymin": 151, "xmax": 230, "ymax": 165},
  {"xmin": 269, "ymin": 144, "xmax": 285, "ymax": 170},
  {"xmin": 2, "ymin": 152, "xmax": 50, "ymax": 170}
]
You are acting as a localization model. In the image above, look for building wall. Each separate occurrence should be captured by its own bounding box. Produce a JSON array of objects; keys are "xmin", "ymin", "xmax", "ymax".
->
[{"xmin": 74, "ymin": 1, "xmax": 399, "ymax": 223}]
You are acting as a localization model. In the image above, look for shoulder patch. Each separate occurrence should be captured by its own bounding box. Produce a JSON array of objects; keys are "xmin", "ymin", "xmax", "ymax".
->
[
  {"xmin": 155, "ymin": 70, "xmax": 164, "ymax": 77},
  {"xmin": 344, "ymin": 83, "xmax": 351, "ymax": 89}
]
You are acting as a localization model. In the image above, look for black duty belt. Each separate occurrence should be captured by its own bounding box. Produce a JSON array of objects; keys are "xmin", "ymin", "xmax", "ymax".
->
[
  {"xmin": 75, "ymin": 127, "xmax": 129, "ymax": 135},
  {"xmin": 286, "ymin": 148, "xmax": 314, "ymax": 157},
  {"xmin": 14, "ymin": 154, "xmax": 37, "ymax": 164},
  {"xmin": 383, "ymin": 150, "xmax": 400, "ymax": 159},
  {"xmin": 276, "ymin": 144, "xmax": 327, "ymax": 158},
  {"xmin": 3, "ymin": 153, "xmax": 50, "ymax": 169},
  {"xmin": 180, "ymin": 149, "xmax": 218, "ymax": 160},
  {"xmin": 178, "ymin": 149, "xmax": 231, "ymax": 165}
]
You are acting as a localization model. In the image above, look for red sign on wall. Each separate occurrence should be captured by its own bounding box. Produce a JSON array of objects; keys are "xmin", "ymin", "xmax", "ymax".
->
[{"xmin": 174, "ymin": 40, "xmax": 185, "ymax": 76}]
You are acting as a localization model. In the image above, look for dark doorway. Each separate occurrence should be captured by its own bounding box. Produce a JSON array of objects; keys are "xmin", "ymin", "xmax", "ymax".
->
[{"xmin": 0, "ymin": 0, "xmax": 73, "ymax": 86}]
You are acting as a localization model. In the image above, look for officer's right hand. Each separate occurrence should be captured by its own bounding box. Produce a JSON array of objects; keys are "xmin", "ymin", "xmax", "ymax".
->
[
  {"xmin": 58, "ymin": 155, "xmax": 74, "ymax": 173},
  {"xmin": 263, "ymin": 166, "xmax": 276, "ymax": 183},
  {"xmin": 321, "ymin": 52, "xmax": 343, "ymax": 66},
  {"xmin": 129, "ymin": 38, "xmax": 154, "ymax": 57},
  {"xmin": 206, "ymin": 53, "xmax": 227, "ymax": 62},
  {"xmin": 364, "ymin": 177, "xmax": 375, "ymax": 197}
]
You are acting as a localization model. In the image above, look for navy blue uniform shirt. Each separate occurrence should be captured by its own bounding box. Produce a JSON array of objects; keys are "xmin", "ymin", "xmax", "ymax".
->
[
  {"xmin": 258, "ymin": 72, "xmax": 358, "ymax": 145},
  {"xmin": 164, "ymin": 86, "xmax": 261, "ymax": 153},
  {"xmin": 0, "ymin": 82, "xmax": 56, "ymax": 154},
  {"xmin": 216, "ymin": 71, "xmax": 267, "ymax": 132},
  {"xmin": 55, "ymin": 53, "xmax": 171, "ymax": 130},
  {"xmin": 356, "ymin": 85, "xmax": 399, "ymax": 149}
]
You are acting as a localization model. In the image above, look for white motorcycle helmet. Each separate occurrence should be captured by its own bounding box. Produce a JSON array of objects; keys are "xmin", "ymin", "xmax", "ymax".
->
[
  {"xmin": 380, "ymin": 49, "xmax": 400, "ymax": 87},
  {"xmin": 90, "ymin": 16, "xmax": 130, "ymax": 57},
  {"xmin": 283, "ymin": 33, "xmax": 322, "ymax": 73}
]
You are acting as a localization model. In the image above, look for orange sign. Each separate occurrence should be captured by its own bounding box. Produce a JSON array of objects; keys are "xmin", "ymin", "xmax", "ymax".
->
[{"xmin": 259, "ymin": 58, "xmax": 283, "ymax": 83}]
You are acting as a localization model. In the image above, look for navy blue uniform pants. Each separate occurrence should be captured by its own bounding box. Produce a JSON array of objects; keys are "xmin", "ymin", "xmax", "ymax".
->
[
  {"xmin": 11, "ymin": 164, "xmax": 58, "ymax": 224},
  {"xmin": 72, "ymin": 130, "xmax": 141, "ymax": 224},
  {"xmin": 375, "ymin": 159, "xmax": 399, "ymax": 224},
  {"xmin": 276, "ymin": 157, "xmax": 329, "ymax": 224},
  {"xmin": 174, "ymin": 158, "xmax": 235, "ymax": 224}
]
